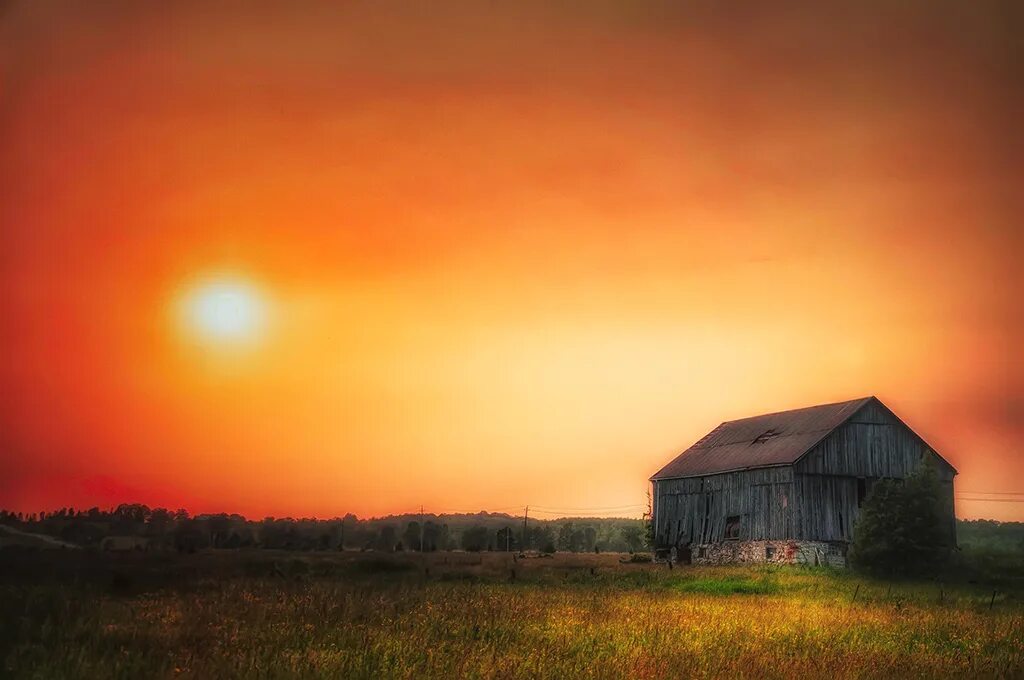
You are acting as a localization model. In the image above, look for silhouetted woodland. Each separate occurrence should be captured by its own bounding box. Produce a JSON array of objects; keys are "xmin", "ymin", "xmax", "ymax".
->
[{"xmin": 0, "ymin": 505, "xmax": 648, "ymax": 554}]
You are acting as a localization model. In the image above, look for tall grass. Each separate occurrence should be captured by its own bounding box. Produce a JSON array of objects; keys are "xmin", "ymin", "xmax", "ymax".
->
[{"xmin": 2, "ymin": 552, "xmax": 1021, "ymax": 679}]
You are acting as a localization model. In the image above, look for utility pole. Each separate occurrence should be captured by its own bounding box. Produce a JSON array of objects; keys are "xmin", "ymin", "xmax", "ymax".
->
[
  {"xmin": 419, "ymin": 505, "xmax": 424, "ymax": 552},
  {"xmin": 522, "ymin": 505, "xmax": 529, "ymax": 552}
]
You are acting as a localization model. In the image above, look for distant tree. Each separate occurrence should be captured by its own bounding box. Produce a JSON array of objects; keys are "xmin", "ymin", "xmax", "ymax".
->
[
  {"xmin": 532, "ymin": 525, "xmax": 556, "ymax": 554},
  {"xmin": 557, "ymin": 522, "xmax": 575, "ymax": 551},
  {"xmin": 403, "ymin": 522, "xmax": 422, "ymax": 551},
  {"xmin": 621, "ymin": 524, "xmax": 644, "ymax": 553},
  {"xmin": 461, "ymin": 525, "xmax": 491, "ymax": 552},
  {"xmin": 582, "ymin": 526, "xmax": 597, "ymax": 552},
  {"xmin": 315, "ymin": 522, "xmax": 335, "ymax": 550},
  {"xmin": 147, "ymin": 508, "xmax": 173, "ymax": 542},
  {"xmin": 110, "ymin": 503, "xmax": 150, "ymax": 536},
  {"xmin": 174, "ymin": 519, "xmax": 210, "ymax": 553},
  {"xmin": 207, "ymin": 514, "xmax": 233, "ymax": 548},
  {"xmin": 351, "ymin": 524, "xmax": 377, "ymax": 551},
  {"xmin": 958, "ymin": 519, "xmax": 1024, "ymax": 553},
  {"xmin": 849, "ymin": 463, "xmax": 953, "ymax": 576},
  {"xmin": 260, "ymin": 518, "xmax": 299, "ymax": 549},
  {"xmin": 596, "ymin": 523, "xmax": 622, "ymax": 552},
  {"xmin": 495, "ymin": 526, "xmax": 516, "ymax": 552},
  {"xmin": 341, "ymin": 513, "xmax": 359, "ymax": 549},
  {"xmin": 441, "ymin": 523, "xmax": 454, "ymax": 550},
  {"xmin": 422, "ymin": 521, "xmax": 444, "ymax": 551},
  {"xmin": 376, "ymin": 525, "xmax": 398, "ymax": 551}
]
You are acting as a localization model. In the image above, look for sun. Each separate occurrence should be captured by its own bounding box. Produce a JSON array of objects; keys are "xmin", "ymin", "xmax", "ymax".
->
[{"xmin": 179, "ymin": 277, "xmax": 267, "ymax": 344}]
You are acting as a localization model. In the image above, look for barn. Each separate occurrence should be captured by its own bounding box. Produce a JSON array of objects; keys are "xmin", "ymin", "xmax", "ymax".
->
[{"xmin": 650, "ymin": 396, "xmax": 957, "ymax": 566}]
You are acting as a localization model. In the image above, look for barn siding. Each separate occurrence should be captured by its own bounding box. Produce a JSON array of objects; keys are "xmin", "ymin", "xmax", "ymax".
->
[
  {"xmin": 653, "ymin": 467, "xmax": 793, "ymax": 547},
  {"xmin": 793, "ymin": 474, "xmax": 858, "ymax": 541}
]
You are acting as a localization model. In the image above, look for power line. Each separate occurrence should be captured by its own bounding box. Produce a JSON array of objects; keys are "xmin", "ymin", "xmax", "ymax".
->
[
  {"xmin": 529, "ymin": 508, "xmax": 643, "ymax": 516},
  {"xmin": 532, "ymin": 502, "xmax": 646, "ymax": 507},
  {"xmin": 956, "ymin": 491, "xmax": 1024, "ymax": 496},
  {"xmin": 530, "ymin": 506, "xmax": 645, "ymax": 513},
  {"xmin": 529, "ymin": 510, "xmax": 644, "ymax": 516},
  {"xmin": 530, "ymin": 504, "xmax": 646, "ymax": 512}
]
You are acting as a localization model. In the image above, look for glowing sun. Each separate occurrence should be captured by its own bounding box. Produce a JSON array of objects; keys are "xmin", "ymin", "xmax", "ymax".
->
[{"xmin": 179, "ymin": 278, "xmax": 267, "ymax": 344}]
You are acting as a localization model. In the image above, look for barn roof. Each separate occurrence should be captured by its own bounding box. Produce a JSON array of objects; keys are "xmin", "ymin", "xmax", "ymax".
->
[{"xmin": 650, "ymin": 397, "xmax": 877, "ymax": 480}]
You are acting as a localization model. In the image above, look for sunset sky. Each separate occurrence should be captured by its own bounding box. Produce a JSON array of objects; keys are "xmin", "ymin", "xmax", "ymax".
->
[{"xmin": 1, "ymin": 1, "xmax": 1020, "ymax": 521}]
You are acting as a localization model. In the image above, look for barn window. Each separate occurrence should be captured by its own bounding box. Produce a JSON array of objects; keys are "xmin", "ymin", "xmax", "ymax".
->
[
  {"xmin": 765, "ymin": 545, "xmax": 775, "ymax": 560},
  {"xmin": 857, "ymin": 478, "xmax": 867, "ymax": 507},
  {"xmin": 725, "ymin": 515, "xmax": 741, "ymax": 540},
  {"xmin": 697, "ymin": 546, "xmax": 707, "ymax": 558},
  {"xmin": 752, "ymin": 429, "xmax": 780, "ymax": 444}
]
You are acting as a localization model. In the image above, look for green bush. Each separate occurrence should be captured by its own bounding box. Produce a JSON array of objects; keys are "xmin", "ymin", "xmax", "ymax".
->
[{"xmin": 849, "ymin": 463, "xmax": 953, "ymax": 576}]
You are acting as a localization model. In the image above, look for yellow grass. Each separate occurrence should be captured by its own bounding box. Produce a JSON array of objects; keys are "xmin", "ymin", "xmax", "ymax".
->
[{"xmin": 2, "ymin": 552, "xmax": 1021, "ymax": 679}]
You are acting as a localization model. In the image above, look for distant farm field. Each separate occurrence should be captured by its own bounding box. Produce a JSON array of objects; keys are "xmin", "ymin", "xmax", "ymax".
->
[{"xmin": 2, "ymin": 551, "xmax": 1022, "ymax": 679}]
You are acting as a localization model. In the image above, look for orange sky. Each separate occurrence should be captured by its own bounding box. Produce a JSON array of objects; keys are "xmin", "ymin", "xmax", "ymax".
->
[{"xmin": 1, "ymin": 1, "xmax": 1021, "ymax": 520}]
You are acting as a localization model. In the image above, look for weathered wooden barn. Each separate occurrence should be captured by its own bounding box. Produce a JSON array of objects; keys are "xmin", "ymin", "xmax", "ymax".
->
[{"xmin": 650, "ymin": 397, "xmax": 957, "ymax": 566}]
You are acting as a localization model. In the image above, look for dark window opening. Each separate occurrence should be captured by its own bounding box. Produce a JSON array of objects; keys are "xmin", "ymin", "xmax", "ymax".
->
[
  {"xmin": 725, "ymin": 515, "xmax": 741, "ymax": 540},
  {"xmin": 752, "ymin": 429, "xmax": 780, "ymax": 444},
  {"xmin": 697, "ymin": 546, "xmax": 707, "ymax": 558},
  {"xmin": 857, "ymin": 478, "xmax": 867, "ymax": 507},
  {"xmin": 765, "ymin": 545, "xmax": 775, "ymax": 560}
]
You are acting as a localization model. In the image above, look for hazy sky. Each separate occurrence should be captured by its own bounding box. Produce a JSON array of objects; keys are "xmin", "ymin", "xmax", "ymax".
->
[{"xmin": 1, "ymin": 1, "xmax": 1021, "ymax": 520}]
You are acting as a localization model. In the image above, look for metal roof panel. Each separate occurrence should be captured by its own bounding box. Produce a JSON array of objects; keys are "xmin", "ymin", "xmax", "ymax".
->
[{"xmin": 650, "ymin": 397, "xmax": 874, "ymax": 480}]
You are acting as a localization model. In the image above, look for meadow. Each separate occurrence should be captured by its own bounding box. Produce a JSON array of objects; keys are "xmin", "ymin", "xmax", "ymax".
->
[{"xmin": 2, "ymin": 550, "xmax": 1022, "ymax": 679}]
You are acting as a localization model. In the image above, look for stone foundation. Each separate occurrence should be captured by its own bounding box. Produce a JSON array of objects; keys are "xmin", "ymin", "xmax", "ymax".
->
[{"xmin": 688, "ymin": 540, "xmax": 847, "ymax": 567}]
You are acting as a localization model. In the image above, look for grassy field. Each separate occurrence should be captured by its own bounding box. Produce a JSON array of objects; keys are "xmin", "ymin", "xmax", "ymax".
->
[{"xmin": 2, "ymin": 550, "xmax": 1022, "ymax": 679}]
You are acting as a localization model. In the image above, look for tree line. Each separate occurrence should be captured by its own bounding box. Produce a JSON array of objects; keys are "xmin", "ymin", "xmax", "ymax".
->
[{"xmin": 0, "ymin": 506, "xmax": 648, "ymax": 554}]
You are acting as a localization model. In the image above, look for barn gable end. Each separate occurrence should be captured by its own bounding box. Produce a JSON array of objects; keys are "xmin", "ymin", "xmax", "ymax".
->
[{"xmin": 792, "ymin": 398, "xmax": 956, "ymax": 543}]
